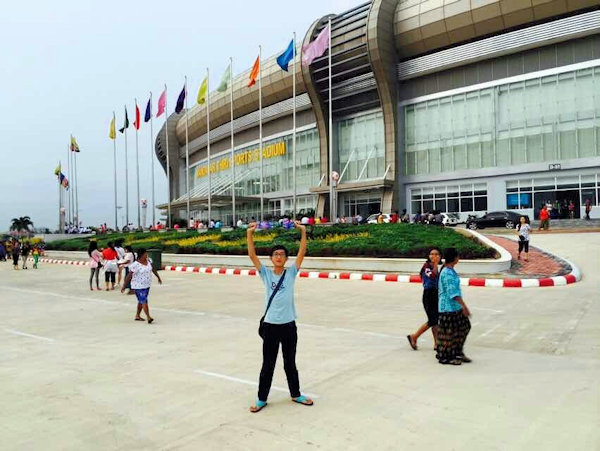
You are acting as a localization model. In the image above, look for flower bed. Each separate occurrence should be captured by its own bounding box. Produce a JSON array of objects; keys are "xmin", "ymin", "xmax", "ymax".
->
[{"xmin": 45, "ymin": 224, "xmax": 497, "ymax": 259}]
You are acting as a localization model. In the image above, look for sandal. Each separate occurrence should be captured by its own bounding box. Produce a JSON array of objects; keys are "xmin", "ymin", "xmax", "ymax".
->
[
  {"xmin": 439, "ymin": 359, "xmax": 462, "ymax": 365},
  {"xmin": 250, "ymin": 400, "xmax": 267, "ymax": 413},
  {"xmin": 406, "ymin": 335, "xmax": 417, "ymax": 351},
  {"xmin": 147, "ymin": 318, "xmax": 154, "ymax": 324},
  {"xmin": 459, "ymin": 354, "xmax": 472, "ymax": 363},
  {"xmin": 292, "ymin": 395, "xmax": 313, "ymax": 406},
  {"xmin": 134, "ymin": 317, "xmax": 145, "ymax": 321}
]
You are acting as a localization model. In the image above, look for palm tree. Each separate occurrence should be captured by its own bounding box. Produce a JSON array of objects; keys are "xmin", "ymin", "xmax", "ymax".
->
[{"xmin": 10, "ymin": 216, "xmax": 34, "ymax": 233}]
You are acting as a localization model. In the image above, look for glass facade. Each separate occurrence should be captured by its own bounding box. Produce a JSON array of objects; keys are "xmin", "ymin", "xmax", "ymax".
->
[
  {"xmin": 341, "ymin": 191, "xmax": 383, "ymax": 218},
  {"xmin": 404, "ymin": 66, "xmax": 600, "ymax": 175},
  {"xmin": 336, "ymin": 110, "xmax": 385, "ymax": 182},
  {"xmin": 410, "ymin": 183, "xmax": 488, "ymax": 214},
  {"xmin": 189, "ymin": 128, "xmax": 320, "ymax": 197}
]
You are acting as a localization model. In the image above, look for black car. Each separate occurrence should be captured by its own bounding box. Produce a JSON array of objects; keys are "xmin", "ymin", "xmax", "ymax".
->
[{"xmin": 466, "ymin": 211, "xmax": 528, "ymax": 230}]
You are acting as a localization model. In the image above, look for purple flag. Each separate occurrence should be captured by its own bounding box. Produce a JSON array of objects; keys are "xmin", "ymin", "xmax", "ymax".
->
[
  {"xmin": 302, "ymin": 24, "xmax": 330, "ymax": 67},
  {"xmin": 175, "ymin": 84, "xmax": 186, "ymax": 114}
]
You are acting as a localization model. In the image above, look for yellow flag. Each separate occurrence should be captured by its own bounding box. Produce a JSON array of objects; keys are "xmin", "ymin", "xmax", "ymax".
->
[
  {"xmin": 197, "ymin": 77, "xmax": 208, "ymax": 105},
  {"xmin": 109, "ymin": 117, "xmax": 116, "ymax": 140}
]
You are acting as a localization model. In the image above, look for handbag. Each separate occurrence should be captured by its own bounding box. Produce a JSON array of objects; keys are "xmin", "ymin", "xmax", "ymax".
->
[{"xmin": 258, "ymin": 269, "xmax": 287, "ymax": 339}]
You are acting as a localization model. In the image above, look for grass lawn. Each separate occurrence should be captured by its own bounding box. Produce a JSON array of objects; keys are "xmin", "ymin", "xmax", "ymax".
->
[{"xmin": 45, "ymin": 224, "xmax": 497, "ymax": 259}]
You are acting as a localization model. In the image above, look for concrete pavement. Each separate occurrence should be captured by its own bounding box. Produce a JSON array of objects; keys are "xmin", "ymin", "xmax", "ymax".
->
[{"xmin": 1, "ymin": 233, "xmax": 598, "ymax": 450}]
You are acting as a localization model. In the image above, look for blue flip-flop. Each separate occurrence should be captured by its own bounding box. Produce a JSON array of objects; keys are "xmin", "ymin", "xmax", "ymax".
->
[
  {"xmin": 250, "ymin": 400, "xmax": 267, "ymax": 413},
  {"xmin": 292, "ymin": 395, "xmax": 313, "ymax": 406}
]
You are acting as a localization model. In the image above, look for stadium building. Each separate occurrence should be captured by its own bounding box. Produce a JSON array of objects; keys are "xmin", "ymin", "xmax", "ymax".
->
[{"xmin": 156, "ymin": 0, "xmax": 600, "ymax": 224}]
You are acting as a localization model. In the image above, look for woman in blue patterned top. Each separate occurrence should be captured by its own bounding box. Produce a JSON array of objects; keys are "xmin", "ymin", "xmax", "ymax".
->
[
  {"xmin": 437, "ymin": 247, "xmax": 472, "ymax": 365},
  {"xmin": 407, "ymin": 248, "xmax": 441, "ymax": 351}
]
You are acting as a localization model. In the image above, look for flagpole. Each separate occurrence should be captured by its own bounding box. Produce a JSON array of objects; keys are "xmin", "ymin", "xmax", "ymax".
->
[
  {"xmin": 328, "ymin": 19, "xmax": 335, "ymax": 222},
  {"xmin": 74, "ymin": 148, "xmax": 79, "ymax": 227},
  {"xmin": 135, "ymin": 98, "xmax": 141, "ymax": 230},
  {"xmin": 292, "ymin": 33, "xmax": 297, "ymax": 221},
  {"xmin": 124, "ymin": 105, "xmax": 130, "ymax": 228},
  {"xmin": 185, "ymin": 76, "xmax": 190, "ymax": 224},
  {"xmin": 113, "ymin": 111, "xmax": 118, "ymax": 230},
  {"xmin": 150, "ymin": 92, "xmax": 156, "ymax": 228},
  {"xmin": 66, "ymin": 144, "xmax": 71, "ymax": 226},
  {"xmin": 230, "ymin": 57, "xmax": 236, "ymax": 228},
  {"xmin": 259, "ymin": 45, "xmax": 264, "ymax": 222},
  {"xmin": 165, "ymin": 84, "xmax": 171, "ymax": 228},
  {"xmin": 207, "ymin": 68, "xmax": 212, "ymax": 224},
  {"xmin": 58, "ymin": 160, "xmax": 62, "ymax": 233}
]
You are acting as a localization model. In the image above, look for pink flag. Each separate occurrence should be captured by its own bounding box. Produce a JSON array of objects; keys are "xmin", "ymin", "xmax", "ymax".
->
[
  {"xmin": 302, "ymin": 24, "xmax": 330, "ymax": 67},
  {"xmin": 157, "ymin": 89, "xmax": 166, "ymax": 117}
]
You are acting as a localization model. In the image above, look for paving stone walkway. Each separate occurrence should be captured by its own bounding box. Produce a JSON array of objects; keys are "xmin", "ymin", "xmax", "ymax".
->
[{"xmin": 485, "ymin": 235, "xmax": 570, "ymax": 278}]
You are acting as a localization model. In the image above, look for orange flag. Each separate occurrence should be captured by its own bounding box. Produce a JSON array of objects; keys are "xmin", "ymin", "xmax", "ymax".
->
[{"xmin": 248, "ymin": 56, "xmax": 260, "ymax": 87}]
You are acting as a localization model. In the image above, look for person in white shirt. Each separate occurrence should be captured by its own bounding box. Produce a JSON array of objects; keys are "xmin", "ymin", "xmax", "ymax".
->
[
  {"xmin": 237, "ymin": 218, "xmax": 244, "ymax": 228},
  {"xmin": 516, "ymin": 216, "xmax": 532, "ymax": 261},
  {"xmin": 118, "ymin": 245, "xmax": 136, "ymax": 294},
  {"xmin": 189, "ymin": 217, "xmax": 195, "ymax": 229},
  {"xmin": 122, "ymin": 248, "xmax": 162, "ymax": 323},
  {"xmin": 114, "ymin": 239, "xmax": 126, "ymax": 287},
  {"xmin": 301, "ymin": 216, "xmax": 309, "ymax": 225}
]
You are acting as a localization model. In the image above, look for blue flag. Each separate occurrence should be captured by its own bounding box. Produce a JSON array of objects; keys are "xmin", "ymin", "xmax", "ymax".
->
[
  {"xmin": 144, "ymin": 97, "xmax": 152, "ymax": 123},
  {"xmin": 175, "ymin": 84, "xmax": 186, "ymax": 114},
  {"xmin": 276, "ymin": 39, "xmax": 294, "ymax": 72}
]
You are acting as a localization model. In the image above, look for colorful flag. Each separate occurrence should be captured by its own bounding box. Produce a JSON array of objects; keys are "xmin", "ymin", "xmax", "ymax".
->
[
  {"xmin": 197, "ymin": 77, "xmax": 208, "ymax": 104},
  {"xmin": 144, "ymin": 97, "xmax": 152, "ymax": 122},
  {"xmin": 109, "ymin": 117, "xmax": 116, "ymax": 140},
  {"xmin": 133, "ymin": 103, "xmax": 141, "ymax": 130},
  {"xmin": 54, "ymin": 165, "xmax": 61, "ymax": 176},
  {"xmin": 216, "ymin": 64, "xmax": 230, "ymax": 93},
  {"xmin": 157, "ymin": 90, "xmax": 166, "ymax": 117},
  {"xmin": 119, "ymin": 107, "xmax": 129, "ymax": 133},
  {"xmin": 248, "ymin": 56, "xmax": 260, "ymax": 87},
  {"xmin": 175, "ymin": 84, "xmax": 186, "ymax": 113},
  {"xmin": 302, "ymin": 24, "xmax": 330, "ymax": 66},
  {"xmin": 277, "ymin": 39, "xmax": 294, "ymax": 72},
  {"xmin": 59, "ymin": 173, "xmax": 69, "ymax": 189},
  {"xmin": 70, "ymin": 135, "xmax": 80, "ymax": 152}
]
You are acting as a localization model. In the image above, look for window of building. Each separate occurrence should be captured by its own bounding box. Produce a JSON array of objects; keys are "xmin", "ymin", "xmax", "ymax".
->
[
  {"xmin": 404, "ymin": 66, "xmax": 600, "ymax": 175},
  {"xmin": 336, "ymin": 110, "xmax": 385, "ymax": 183},
  {"xmin": 410, "ymin": 183, "xmax": 487, "ymax": 214}
]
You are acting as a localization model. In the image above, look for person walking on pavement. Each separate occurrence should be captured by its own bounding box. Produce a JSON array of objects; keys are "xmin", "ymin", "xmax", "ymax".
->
[
  {"xmin": 437, "ymin": 248, "xmax": 472, "ymax": 365},
  {"xmin": 407, "ymin": 248, "xmax": 441, "ymax": 351},
  {"xmin": 585, "ymin": 199, "xmax": 592, "ymax": 220},
  {"xmin": 88, "ymin": 241, "xmax": 102, "ymax": 291},
  {"xmin": 21, "ymin": 242, "xmax": 31, "ymax": 269},
  {"xmin": 12, "ymin": 240, "xmax": 20, "ymax": 270},
  {"xmin": 516, "ymin": 216, "xmax": 531, "ymax": 261},
  {"xmin": 122, "ymin": 248, "xmax": 162, "ymax": 323},
  {"xmin": 538, "ymin": 205, "xmax": 550, "ymax": 231},
  {"xmin": 247, "ymin": 220, "xmax": 313, "ymax": 413}
]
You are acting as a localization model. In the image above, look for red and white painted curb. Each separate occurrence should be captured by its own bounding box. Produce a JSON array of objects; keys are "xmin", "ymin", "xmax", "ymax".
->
[{"xmin": 33, "ymin": 258, "xmax": 581, "ymax": 288}]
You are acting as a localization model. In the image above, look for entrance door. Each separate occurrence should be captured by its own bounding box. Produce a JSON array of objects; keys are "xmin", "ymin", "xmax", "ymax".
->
[{"xmin": 533, "ymin": 190, "xmax": 580, "ymax": 219}]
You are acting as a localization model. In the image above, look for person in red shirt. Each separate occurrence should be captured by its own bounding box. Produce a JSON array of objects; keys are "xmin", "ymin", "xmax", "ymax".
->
[
  {"xmin": 390, "ymin": 211, "xmax": 399, "ymax": 223},
  {"xmin": 538, "ymin": 205, "xmax": 550, "ymax": 231},
  {"xmin": 308, "ymin": 216, "xmax": 315, "ymax": 226},
  {"xmin": 101, "ymin": 242, "xmax": 119, "ymax": 290}
]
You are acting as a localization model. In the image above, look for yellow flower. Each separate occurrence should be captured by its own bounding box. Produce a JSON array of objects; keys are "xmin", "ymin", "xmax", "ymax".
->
[
  {"xmin": 321, "ymin": 232, "xmax": 368, "ymax": 243},
  {"xmin": 165, "ymin": 234, "xmax": 220, "ymax": 247}
]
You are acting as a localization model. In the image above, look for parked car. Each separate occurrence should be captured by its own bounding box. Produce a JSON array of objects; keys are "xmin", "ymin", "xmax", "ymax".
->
[
  {"xmin": 466, "ymin": 211, "xmax": 528, "ymax": 230},
  {"xmin": 366, "ymin": 213, "xmax": 391, "ymax": 224},
  {"xmin": 441, "ymin": 213, "xmax": 458, "ymax": 226}
]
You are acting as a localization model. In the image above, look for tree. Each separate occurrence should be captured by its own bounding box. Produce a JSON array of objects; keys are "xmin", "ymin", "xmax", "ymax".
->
[{"xmin": 10, "ymin": 216, "xmax": 34, "ymax": 233}]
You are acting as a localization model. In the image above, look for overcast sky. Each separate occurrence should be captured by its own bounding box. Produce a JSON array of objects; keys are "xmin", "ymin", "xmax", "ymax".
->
[{"xmin": 0, "ymin": 0, "xmax": 357, "ymax": 231}]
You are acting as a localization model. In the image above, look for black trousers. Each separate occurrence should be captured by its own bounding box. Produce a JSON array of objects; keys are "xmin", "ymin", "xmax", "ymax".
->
[
  {"xmin": 258, "ymin": 321, "xmax": 301, "ymax": 402},
  {"xmin": 104, "ymin": 271, "xmax": 116, "ymax": 283}
]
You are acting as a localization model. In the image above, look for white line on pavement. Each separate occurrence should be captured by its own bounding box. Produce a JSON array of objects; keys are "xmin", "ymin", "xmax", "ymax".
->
[
  {"xmin": 472, "ymin": 307, "xmax": 504, "ymax": 314},
  {"xmin": 4, "ymin": 328, "xmax": 55, "ymax": 343},
  {"xmin": 477, "ymin": 323, "xmax": 503, "ymax": 339},
  {"xmin": 193, "ymin": 369, "xmax": 319, "ymax": 398}
]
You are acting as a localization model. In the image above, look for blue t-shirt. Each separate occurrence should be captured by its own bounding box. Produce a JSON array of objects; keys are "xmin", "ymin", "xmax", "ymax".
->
[
  {"xmin": 259, "ymin": 264, "xmax": 299, "ymax": 324},
  {"xmin": 420, "ymin": 261, "xmax": 439, "ymax": 290},
  {"xmin": 438, "ymin": 266, "xmax": 462, "ymax": 313}
]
